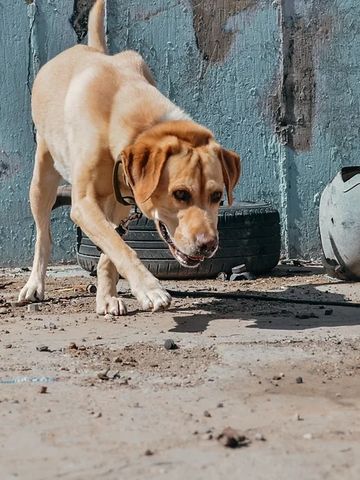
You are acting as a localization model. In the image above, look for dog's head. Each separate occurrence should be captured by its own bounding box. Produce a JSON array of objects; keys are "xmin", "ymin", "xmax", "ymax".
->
[{"xmin": 121, "ymin": 120, "xmax": 240, "ymax": 268}]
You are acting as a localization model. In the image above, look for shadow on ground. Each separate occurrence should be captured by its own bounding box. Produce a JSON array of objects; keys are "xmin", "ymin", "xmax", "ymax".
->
[{"xmin": 169, "ymin": 281, "xmax": 360, "ymax": 333}]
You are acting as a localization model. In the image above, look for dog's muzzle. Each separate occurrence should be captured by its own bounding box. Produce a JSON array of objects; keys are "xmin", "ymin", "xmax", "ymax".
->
[{"xmin": 156, "ymin": 221, "xmax": 218, "ymax": 268}]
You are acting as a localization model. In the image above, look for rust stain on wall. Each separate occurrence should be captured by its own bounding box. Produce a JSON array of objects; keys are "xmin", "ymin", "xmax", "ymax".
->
[
  {"xmin": 70, "ymin": 0, "xmax": 96, "ymax": 42},
  {"xmin": 270, "ymin": 0, "xmax": 332, "ymax": 152},
  {"xmin": 190, "ymin": 0, "xmax": 260, "ymax": 63}
]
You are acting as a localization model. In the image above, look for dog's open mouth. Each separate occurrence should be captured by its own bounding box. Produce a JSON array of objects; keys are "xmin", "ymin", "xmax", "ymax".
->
[{"xmin": 157, "ymin": 221, "xmax": 204, "ymax": 268}]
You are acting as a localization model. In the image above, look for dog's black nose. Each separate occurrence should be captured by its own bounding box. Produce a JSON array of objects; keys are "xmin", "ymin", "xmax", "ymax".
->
[{"xmin": 196, "ymin": 234, "xmax": 218, "ymax": 256}]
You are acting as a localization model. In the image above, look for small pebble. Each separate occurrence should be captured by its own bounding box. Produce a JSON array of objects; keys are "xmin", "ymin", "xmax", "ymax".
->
[
  {"xmin": 144, "ymin": 449, "xmax": 154, "ymax": 456},
  {"xmin": 303, "ymin": 433, "xmax": 313, "ymax": 440},
  {"xmin": 296, "ymin": 376, "xmax": 303, "ymax": 384},
  {"xmin": 217, "ymin": 427, "xmax": 250, "ymax": 449},
  {"xmin": 229, "ymin": 271, "xmax": 256, "ymax": 281},
  {"xmin": 36, "ymin": 345, "xmax": 50, "ymax": 352},
  {"xmin": 164, "ymin": 339, "xmax": 177, "ymax": 350},
  {"xmin": 68, "ymin": 342, "xmax": 78, "ymax": 350},
  {"xmin": 217, "ymin": 402, "xmax": 224, "ymax": 408},
  {"xmin": 39, "ymin": 386, "xmax": 47, "ymax": 394},
  {"xmin": 254, "ymin": 433, "xmax": 266, "ymax": 441},
  {"xmin": 295, "ymin": 413, "xmax": 304, "ymax": 421},
  {"xmin": 231, "ymin": 264, "xmax": 246, "ymax": 275},
  {"xmin": 203, "ymin": 410, "xmax": 211, "ymax": 418},
  {"xmin": 97, "ymin": 370, "xmax": 109, "ymax": 381},
  {"xmin": 324, "ymin": 309, "xmax": 333, "ymax": 316},
  {"xmin": 5, "ymin": 344, "xmax": 12, "ymax": 349},
  {"xmin": 44, "ymin": 321, "xmax": 57, "ymax": 330},
  {"xmin": 216, "ymin": 272, "xmax": 227, "ymax": 281}
]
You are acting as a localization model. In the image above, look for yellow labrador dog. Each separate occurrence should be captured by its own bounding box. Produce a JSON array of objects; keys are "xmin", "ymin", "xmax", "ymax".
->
[{"xmin": 19, "ymin": 0, "xmax": 241, "ymax": 315}]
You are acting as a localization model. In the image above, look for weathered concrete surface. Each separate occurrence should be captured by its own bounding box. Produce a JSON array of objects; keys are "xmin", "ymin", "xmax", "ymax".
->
[
  {"xmin": 1, "ymin": 0, "xmax": 360, "ymax": 265},
  {"xmin": 269, "ymin": 0, "xmax": 360, "ymax": 257},
  {"xmin": 0, "ymin": 266, "xmax": 360, "ymax": 478},
  {"xmin": 0, "ymin": 1, "xmax": 77, "ymax": 267}
]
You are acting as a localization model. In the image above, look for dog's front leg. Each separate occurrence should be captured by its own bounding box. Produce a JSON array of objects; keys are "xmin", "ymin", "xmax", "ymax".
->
[
  {"xmin": 71, "ymin": 196, "xmax": 171, "ymax": 313},
  {"xmin": 96, "ymin": 253, "xmax": 127, "ymax": 315}
]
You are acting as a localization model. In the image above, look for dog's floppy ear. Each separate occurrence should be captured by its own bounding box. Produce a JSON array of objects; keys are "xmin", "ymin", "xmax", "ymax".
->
[
  {"xmin": 218, "ymin": 148, "xmax": 241, "ymax": 205},
  {"xmin": 121, "ymin": 142, "xmax": 176, "ymax": 204}
]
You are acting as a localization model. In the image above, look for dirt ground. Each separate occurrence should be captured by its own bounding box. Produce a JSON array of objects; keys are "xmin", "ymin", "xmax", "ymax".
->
[{"xmin": 0, "ymin": 264, "xmax": 360, "ymax": 480}]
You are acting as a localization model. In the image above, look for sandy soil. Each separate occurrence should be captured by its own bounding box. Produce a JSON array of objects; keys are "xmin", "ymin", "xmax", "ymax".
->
[{"xmin": 0, "ymin": 265, "xmax": 359, "ymax": 479}]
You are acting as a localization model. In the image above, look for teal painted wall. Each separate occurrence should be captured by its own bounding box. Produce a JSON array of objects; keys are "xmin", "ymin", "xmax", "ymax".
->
[{"xmin": 0, "ymin": 0, "xmax": 359, "ymax": 265}]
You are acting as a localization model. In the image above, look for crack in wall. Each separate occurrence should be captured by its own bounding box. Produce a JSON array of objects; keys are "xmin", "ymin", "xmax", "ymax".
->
[
  {"xmin": 70, "ymin": 0, "xmax": 97, "ymax": 42},
  {"xmin": 190, "ymin": 0, "xmax": 261, "ymax": 63},
  {"xmin": 26, "ymin": 1, "xmax": 40, "ymax": 143},
  {"xmin": 26, "ymin": 1, "xmax": 37, "ymax": 97}
]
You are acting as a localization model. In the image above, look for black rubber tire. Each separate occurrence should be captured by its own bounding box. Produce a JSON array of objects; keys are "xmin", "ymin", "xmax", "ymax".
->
[{"xmin": 76, "ymin": 202, "xmax": 281, "ymax": 279}]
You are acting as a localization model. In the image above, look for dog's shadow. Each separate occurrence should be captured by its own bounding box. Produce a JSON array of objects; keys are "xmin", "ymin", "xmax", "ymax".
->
[{"xmin": 169, "ymin": 281, "xmax": 360, "ymax": 333}]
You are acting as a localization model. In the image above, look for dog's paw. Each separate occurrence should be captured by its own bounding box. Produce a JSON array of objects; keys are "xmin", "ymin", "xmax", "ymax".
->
[
  {"xmin": 96, "ymin": 295, "xmax": 127, "ymax": 316},
  {"xmin": 135, "ymin": 286, "xmax": 172, "ymax": 312},
  {"xmin": 18, "ymin": 280, "xmax": 44, "ymax": 302}
]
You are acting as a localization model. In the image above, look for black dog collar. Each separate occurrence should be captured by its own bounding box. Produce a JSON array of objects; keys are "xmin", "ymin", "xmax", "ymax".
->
[{"xmin": 113, "ymin": 157, "xmax": 137, "ymax": 206}]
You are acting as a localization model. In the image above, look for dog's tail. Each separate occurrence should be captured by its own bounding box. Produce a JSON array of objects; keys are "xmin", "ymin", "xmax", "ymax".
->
[{"xmin": 88, "ymin": 0, "xmax": 107, "ymax": 53}]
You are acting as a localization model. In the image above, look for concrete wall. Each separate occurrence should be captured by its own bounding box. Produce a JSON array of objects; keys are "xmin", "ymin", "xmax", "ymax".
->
[{"xmin": 0, "ymin": 0, "xmax": 359, "ymax": 266}]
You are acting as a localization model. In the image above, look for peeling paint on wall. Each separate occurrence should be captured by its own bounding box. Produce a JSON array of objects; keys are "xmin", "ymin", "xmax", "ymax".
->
[
  {"xmin": 270, "ymin": 0, "xmax": 333, "ymax": 152},
  {"xmin": 190, "ymin": 0, "xmax": 261, "ymax": 63},
  {"xmin": 277, "ymin": 14, "xmax": 316, "ymax": 151}
]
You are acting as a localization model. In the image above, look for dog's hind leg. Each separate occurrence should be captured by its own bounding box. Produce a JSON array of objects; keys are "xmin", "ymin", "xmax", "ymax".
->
[
  {"xmin": 19, "ymin": 135, "xmax": 60, "ymax": 302},
  {"xmin": 96, "ymin": 253, "xmax": 127, "ymax": 315}
]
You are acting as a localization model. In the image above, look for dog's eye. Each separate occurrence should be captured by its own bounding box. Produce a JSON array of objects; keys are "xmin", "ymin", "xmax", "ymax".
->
[
  {"xmin": 173, "ymin": 189, "xmax": 191, "ymax": 203},
  {"xmin": 210, "ymin": 191, "xmax": 223, "ymax": 203}
]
